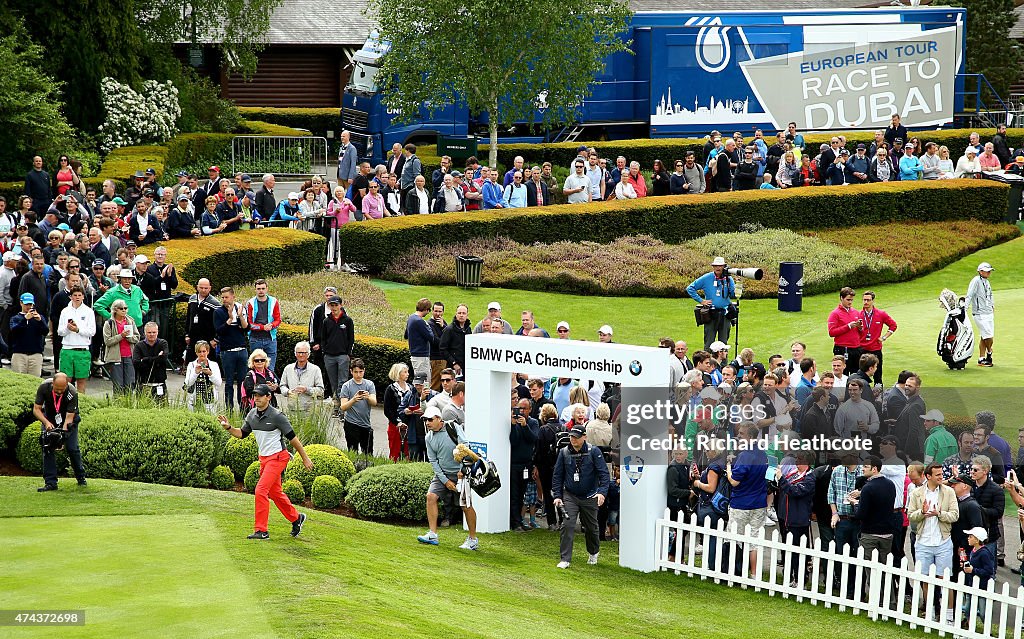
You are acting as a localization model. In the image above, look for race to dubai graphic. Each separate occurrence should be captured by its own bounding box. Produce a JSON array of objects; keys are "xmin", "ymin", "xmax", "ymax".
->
[{"xmin": 651, "ymin": 14, "xmax": 960, "ymax": 131}]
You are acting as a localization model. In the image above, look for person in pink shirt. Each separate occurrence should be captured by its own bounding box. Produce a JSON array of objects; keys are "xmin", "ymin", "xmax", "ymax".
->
[
  {"xmin": 326, "ymin": 187, "xmax": 356, "ymax": 269},
  {"xmin": 626, "ymin": 161, "xmax": 648, "ymax": 197},
  {"xmin": 827, "ymin": 286, "xmax": 863, "ymax": 376},
  {"xmin": 978, "ymin": 143, "xmax": 1003, "ymax": 171},
  {"xmin": 858, "ymin": 290, "xmax": 897, "ymax": 384},
  {"xmin": 361, "ymin": 181, "xmax": 386, "ymax": 219}
]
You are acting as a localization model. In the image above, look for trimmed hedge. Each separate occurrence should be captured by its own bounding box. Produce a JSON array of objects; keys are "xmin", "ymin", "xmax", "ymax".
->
[
  {"xmin": 244, "ymin": 460, "xmax": 261, "ymax": 492},
  {"xmin": 77, "ymin": 408, "xmax": 221, "ymax": 487},
  {"xmin": 283, "ymin": 478, "xmax": 306, "ymax": 504},
  {"xmin": 345, "ymin": 462, "xmax": 434, "ymax": 522},
  {"xmin": 238, "ymin": 107, "xmax": 338, "ymax": 140},
  {"xmin": 420, "ymin": 127, "xmax": 1024, "ymax": 169},
  {"xmin": 211, "ymin": 465, "xmax": 235, "ymax": 490},
  {"xmin": 338, "ymin": 180, "xmax": 1011, "ymax": 273},
  {"xmin": 224, "ymin": 436, "xmax": 259, "ymax": 481},
  {"xmin": 0, "ymin": 369, "xmax": 99, "ymax": 452},
  {"xmin": 311, "ymin": 474, "xmax": 343, "ymax": 509},
  {"xmin": 161, "ymin": 228, "xmax": 326, "ymax": 295},
  {"xmin": 283, "ymin": 444, "xmax": 356, "ymax": 496}
]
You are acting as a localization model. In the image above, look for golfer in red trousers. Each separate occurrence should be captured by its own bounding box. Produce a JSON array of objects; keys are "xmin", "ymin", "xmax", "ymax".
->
[{"xmin": 220, "ymin": 383, "xmax": 313, "ymax": 539}]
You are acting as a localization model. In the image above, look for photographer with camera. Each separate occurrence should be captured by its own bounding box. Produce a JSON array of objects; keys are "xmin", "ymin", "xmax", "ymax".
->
[
  {"xmin": 509, "ymin": 397, "xmax": 539, "ymax": 531},
  {"xmin": 687, "ymin": 257, "xmax": 736, "ymax": 351},
  {"xmin": 34, "ymin": 372, "xmax": 86, "ymax": 492}
]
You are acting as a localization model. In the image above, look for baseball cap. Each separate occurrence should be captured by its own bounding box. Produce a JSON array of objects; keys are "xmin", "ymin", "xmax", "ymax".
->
[
  {"xmin": 710, "ymin": 256, "xmax": 726, "ymax": 266},
  {"xmin": 327, "ymin": 295, "xmax": 342, "ymax": 305},
  {"xmin": 750, "ymin": 362, "xmax": 767, "ymax": 377},
  {"xmin": 2, "ymin": 251, "xmax": 16, "ymax": 262},
  {"xmin": 413, "ymin": 374, "xmax": 427, "ymax": 385},
  {"xmin": 948, "ymin": 473, "xmax": 974, "ymax": 486},
  {"xmin": 964, "ymin": 526, "xmax": 988, "ymax": 542},
  {"xmin": 699, "ymin": 387, "xmax": 721, "ymax": 402},
  {"xmin": 422, "ymin": 405, "xmax": 442, "ymax": 420},
  {"xmin": 19, "ymin": 292, "xmax": 34, "ymax": 304},
  {"xmin": 839, "ymin": 149, "xmax": 851, "ymax": 156},
  {"xmin": 487, "ymin": 301, "xmax": 501, "ymax": 311},
  {"xmin": 251, "ymin": 384, "xmax": 272, "ymax": 397},
  {"xmin": 133, "ymin": 255, "xmax": 149, "ymax": 265},
  {"xmin": 57, "ymin": 223, "xmax": 71, "ymax": 231},
  {"xmin": 556, "ymin": 321, "xmax": 570, "ymax": 331},
  {"xmin": 966, "ymin": 147, "xmax": 978, "ymax": 155},
  {"xmin": 208, "ymin": 165, "xmax": 220, "ymax": 172},
  {"xmin": 568, "ymin": 425, "xmax": 586, "ymax": 437},
  {"xmin": 145, "ymin": 168, "xmax": 156, "ymax": 176},
  {"xmin": 177, "ymin": 193, "xmax": 190, "ymax": 201},
  {"xmin": 598, "ymin": 324, "xmax": 613, "ymax": 335},
  {"xmin": 920, "ymin": 409, "xmax": 944, "ymax": 422},
  {"xmin": 125, "ymin": 240, "xmax": 137, "ymax": 248},
  {"xmin": 709, "ymin": 340, "xmax": 729, "ymax": 352},
  {"xmin": 856, "ymin": 143, "xmax": 866, "ymax": 150},
  {"xmin": 176, "ymin": 170, "xmax": 188, "ymax": 178},
  {"xmin": 977, "ymin": 262, "xmax": 993, "ymax": 272},
  {"xmin": 142, "ymin": 188, "xmax": 155, "ymax": 197},
  {"xmin": 241, "ymin": 174, "xmax": 252, "ymax": 182},
  {"xmin": 879, "ymin": 435, "xmax": 898, "ymax": 446},
  {"xmin": 112, "ymin": 197, "xmax": 127, "ymax": 206},
  {"xmin": 288, "ymin": 192, "xmax": 300, "ymax": 201},
  {"xmin": 92, "ymin": 259, "xmax": 105, "ymax": 268},
  {"xmin": 451, "ymin": 170, "xmax": 463, "ymax": 178}
]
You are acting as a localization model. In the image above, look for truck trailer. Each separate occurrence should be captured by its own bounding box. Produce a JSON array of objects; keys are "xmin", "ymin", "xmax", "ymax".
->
[{"xmin": 341, "ymin": 7, "xmax": 966, "ymax": 165}]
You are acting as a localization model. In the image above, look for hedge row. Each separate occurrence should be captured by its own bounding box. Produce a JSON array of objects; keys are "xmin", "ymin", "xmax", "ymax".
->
[
  {"xmin": 346, "ymin": 462, "xmax": 434, "ymax": 522},
  {"xmin": 0, "ymin": 369, "xmax": 99, "ymax": 453},
  {"xmin": 238, "ymin": 107, "xmax": 339, "ymax": 141},
  {"xmin": 161, "ymin": 227, "xmax": 408, "ymax": 392},
  {"xmin": 417, "ymin": 127, "xmax": 1024, "ymax": 171},
  {"xmin": 15, "ymin": 407, "xmax": 226, "ymax": 487},
  {"xmin": 0, "ymin": 120, "xmax": 310, "ymax": 205},
  {"xmin": 337, "ymin": 180, "xmax": 1010, "ymax": 273}
]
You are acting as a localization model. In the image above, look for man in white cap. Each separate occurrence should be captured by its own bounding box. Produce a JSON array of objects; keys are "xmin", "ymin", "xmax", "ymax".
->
[
  {"xmin": 473, "ymin": 301, "xmax": 512, "ymax": 334},
  {"xmin": 686, "ymin": 256, "xmax": 735, "ymax": 351},
  {"xmin": 922, "ymin": 409, "xmax": 957, "ymax": 464},
  {"xmin": 555, "ymin": 321, "xmax": 570, "ymax": 339},
  {"xmin": 597, "ymin": 325, "xmax": 613, "ymax": 343},
  {"xmin": 966, "ymin": 262, "xmax": 994, "ymax": 366},
  {"xmin": 417, "ymin": 405, "xmax": 479, "ymax": 550}
]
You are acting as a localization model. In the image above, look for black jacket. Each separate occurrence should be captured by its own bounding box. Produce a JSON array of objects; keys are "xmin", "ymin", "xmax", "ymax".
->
[
  {"xmin": 510, "ymin": 417, "xmax": 539, "ymax": 465},
  {"xmin": 184, "ymin": 293, "xmax": 219, "ymax": 344},
  {"xmin": 854, "ymin": 475, "xmax": 897, "ymax": 534},
  {"xmin": 166, "ymin": 207, "xmax": 195, "ymax": 239},
  {"xmin": 439, "ymin": 319, "xmax": 472, "ymax": 370},
  {"xmin": 552, "ymin": 442, "xmax": 610, "ymax": 499},
  {"xmin": 142, "ymin": 264, "xmax": 178, "ymax": 302},
  {"xmin": 884, "ymin": 123, "xmax": 908, "ymax": 147},
  {"xmin": 800, "ymin": 402, "xmax": 832, "ymax": 442},
  {"xmin": 666, "ymin": 460, "xmax": 692, "ymax": 514},
  {"xmin": 951, "ymin": 495, "xmax": 984, "ymax": 553},
  {"xmin": 404, "ymin": 189, "xmax": 429, "ymax": 215},
  {"xmin": 525, "ymin": 180, "xmax": 551, "ymax": 207},
  {"xmin": 128, "ymin": 213, "xmax": 161, "ymax": 245},
  {"xmin": 133, "ymin": 338, "xmax": 169, "ymax": 383},
  {"xmin": 254, "ymin": 187, "xmax": 276, "ymax": 222},
  {"xmin": 971, "ymin": 479, "xmax": 1004, "ymax": 543},
  {"xmin": 307, "ymin": 303, "xmax": 328, "ymax": 349},
  {"xmin": 90, "ymin": 241, "xmax": 112, "ymax": 267},
  {"xmin": 319, "ymin": 309, "xmax": 355, "ymax": 357}
]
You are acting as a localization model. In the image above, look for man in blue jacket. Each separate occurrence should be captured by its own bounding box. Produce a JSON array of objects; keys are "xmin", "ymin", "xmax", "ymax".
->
[
  {"xmin": 687, "ymin": 257, "xmax": 735, "ymax": 351},
  {"xmin": 405, "ymin": 298, "xmax": 438, "ymax": 383},
  {"xmin": 552, "ymin": 424, "xmax": 610, "ymax": 568},
  {"xmin": 725, "ymin": 422, "xmax": 769, "ymax": 578}
]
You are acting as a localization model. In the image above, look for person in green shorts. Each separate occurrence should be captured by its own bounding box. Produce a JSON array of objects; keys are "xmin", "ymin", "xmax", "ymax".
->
[{"xmin": 56, "ymin": 285, "xmax": 96, "ymax": 393}]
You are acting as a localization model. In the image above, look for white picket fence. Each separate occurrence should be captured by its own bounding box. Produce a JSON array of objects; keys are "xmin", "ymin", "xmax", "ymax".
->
[{"xmin": 656, "ymin": 510, "xmax": 1024, "ymax": 639}]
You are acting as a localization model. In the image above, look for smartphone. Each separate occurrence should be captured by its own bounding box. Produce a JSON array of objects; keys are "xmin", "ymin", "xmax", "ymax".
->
[{"xmin": 512, "ymin": 408, "xmax": 521, "ymax": 418}]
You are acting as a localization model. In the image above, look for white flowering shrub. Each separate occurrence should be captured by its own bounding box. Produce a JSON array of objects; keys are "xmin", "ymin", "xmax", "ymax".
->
[{"xmin": 98, "ymin": 78, "xmax": 181, "ymax": 152}]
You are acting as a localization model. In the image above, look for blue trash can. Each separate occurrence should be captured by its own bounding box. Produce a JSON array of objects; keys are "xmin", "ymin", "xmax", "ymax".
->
[{"xmin": 778, "ymin": 262, "xmax": 803, "ymax": 312}]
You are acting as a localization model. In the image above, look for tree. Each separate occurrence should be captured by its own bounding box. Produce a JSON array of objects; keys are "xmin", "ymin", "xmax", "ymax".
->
[
  {"xmin": 958, "ymin": 0, "xmax": 1023, "ymax": 103},
  {"xmin": 140, "ymin": 0, "xmax": 286, "ymax": 76},
  {"xmin": 0, "ymin": 26, "xmax": 78, "ymax": 177},
  {"xmin": 368, "ymin": 0, "xmax": 633, "ymax": 168}
]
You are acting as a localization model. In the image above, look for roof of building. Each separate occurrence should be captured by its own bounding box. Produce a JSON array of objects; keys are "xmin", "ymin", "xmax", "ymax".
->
[{"xmin": 224, "ymin": 0, "xmax": 888, "ymax": 46}]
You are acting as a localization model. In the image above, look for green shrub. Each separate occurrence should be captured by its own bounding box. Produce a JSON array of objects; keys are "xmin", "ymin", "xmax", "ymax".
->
[
  {"xmin": 310, "ymin": 474, "xmax": 343, "ymax": 509},
  {"xmin": 283, "ymin": 479, "xmax": 306, "ymax": 504},
  {"xmin": 78, "ymin": 408, "xmax": 217, "ymax": 487},
  {"xmin": 238, "ymin": 107, "xmax": 337, "ymax": 139},
  {"xmin": 337, "ymin": 181, "xmax": 1010, "ymax": 273},
  {"xmin": 284, "ymin": 444, "xmax": 356, "ymax": 495},
  {"xmin": 244, "ymin": 460, "xmax": 261, "ymax": 493},
  {"xmin": 224, "ymin": 436, "xmax": 259, "ymax": 481},
  {"xmin": 346, "ymin": 462, "xmax": 434, "ymax": 521},
  {"xmin": 15, "ymin": 423, "xmax": 67, "ymax": 476},
  {"xmin": 0, "ymin": 369, "xmax": 99, "ymax": 452},
  {"xmin": 211, "ymin": 465, "xmax": 235, "ymax": 490}
]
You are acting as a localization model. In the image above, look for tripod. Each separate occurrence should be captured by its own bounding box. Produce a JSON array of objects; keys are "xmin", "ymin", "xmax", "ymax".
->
[{"xmin": 732, "ymin": 280, "xmax": 744, "ymax": 353}]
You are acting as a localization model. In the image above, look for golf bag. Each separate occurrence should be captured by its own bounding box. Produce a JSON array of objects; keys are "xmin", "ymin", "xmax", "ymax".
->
[{"xmin": 936, "ymin": 289, "xmax": 974, "ymax": 369}]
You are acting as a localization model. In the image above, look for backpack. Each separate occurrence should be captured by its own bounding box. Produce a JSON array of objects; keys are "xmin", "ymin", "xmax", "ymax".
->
[
  {"xmin": 544, "ymin": 423, "xmax": 571, "ymax": 462},
  {"xmin": 710, "ymin": 470, "xmax": 731, "ymax": 517}
]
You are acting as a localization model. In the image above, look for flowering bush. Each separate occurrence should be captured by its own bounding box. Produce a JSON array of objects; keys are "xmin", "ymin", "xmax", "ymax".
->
[{"xmin": 98, "ymin": 78, "xmax": 181, "ymax": 152}]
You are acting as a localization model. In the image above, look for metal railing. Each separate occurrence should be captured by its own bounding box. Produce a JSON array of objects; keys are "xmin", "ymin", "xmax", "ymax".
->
[
  {"xmin": 231, "ymin": 135, "xmax": 329, "ymax": 178},
  {"xmin": 657, "ymin": 510, "xmax": 1024, "ymax": 639}
]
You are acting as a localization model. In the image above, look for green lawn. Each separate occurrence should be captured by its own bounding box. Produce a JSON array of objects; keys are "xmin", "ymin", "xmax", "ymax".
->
[{"xmin": 0, "ymin": 477, "xmax": 928, "ymax": 639}]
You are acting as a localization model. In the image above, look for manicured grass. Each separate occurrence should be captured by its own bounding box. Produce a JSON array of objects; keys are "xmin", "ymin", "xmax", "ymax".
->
[{"xmin": 0, "ymin": 477, "xmax": 928, "ymax": 639}]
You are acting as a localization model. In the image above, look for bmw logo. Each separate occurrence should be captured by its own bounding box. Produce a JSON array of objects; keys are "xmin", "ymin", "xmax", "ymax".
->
[{"xmin": 629, "ymin": 360, "xmax": 643, "ymax": 376}]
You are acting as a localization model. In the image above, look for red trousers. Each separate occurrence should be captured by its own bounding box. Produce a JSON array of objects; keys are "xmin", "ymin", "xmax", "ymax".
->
[
  {"xmin": 255, "ymin": 450, "xmax": 298, "ymax": 532},
  {"xmin": 387, "ymin": 422, "xmax": 409, "ymax": 461}
]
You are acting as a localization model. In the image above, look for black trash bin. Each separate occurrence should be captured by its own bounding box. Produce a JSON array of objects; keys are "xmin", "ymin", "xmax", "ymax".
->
[
  {"xmin": 778, "ymin": 262, "xmax": 803, "ymax": 312},
  {"xmin": 455, "ymin": 255, "xmax": 484, "ymax": 288},
  {"xmin": 981, "ymin": 172, "xmax": 1024, "ymax": 222}
]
